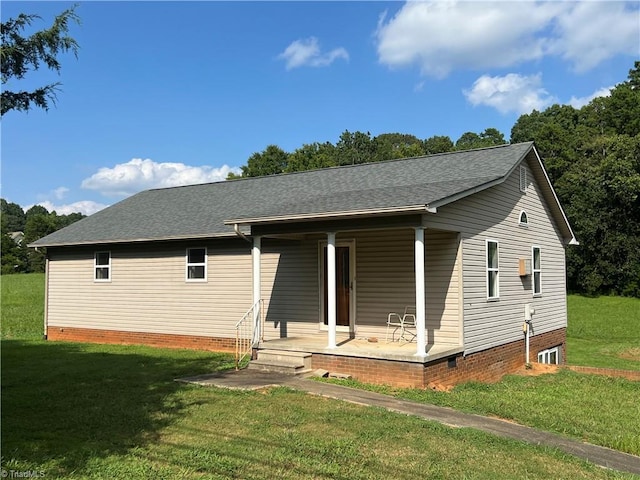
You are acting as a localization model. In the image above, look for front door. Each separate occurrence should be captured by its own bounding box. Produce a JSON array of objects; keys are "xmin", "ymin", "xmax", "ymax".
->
[{"xmin": 321, "ymin": 243, "xmax": 353, "ymax": 330}]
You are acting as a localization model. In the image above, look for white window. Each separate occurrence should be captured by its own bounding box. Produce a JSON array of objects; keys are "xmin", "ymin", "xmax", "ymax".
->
[
  {"xmin": 94, "ymin": 251, "xmax": 111, "ymax": 282},
  {"xmin": 519, "ymin": 165, "xmax": 527, "ymax": 192},
  {"xmin": 519, "ymin": 210, "xmax": 529, "ymax": 226},
  {"xmin": 186, "ymin": 248, "xmax": 207, "ymax": 281},
  {"xmin": 532, "ymin": 246, "xmax": 541, "ymax": 296},
  {"xmin": 538, "ymin": 346, "xmax": 559, "ymax": 364},
  {"xmin": 486, "ymin": 240, "xmax": 499, "ymax": 300}
]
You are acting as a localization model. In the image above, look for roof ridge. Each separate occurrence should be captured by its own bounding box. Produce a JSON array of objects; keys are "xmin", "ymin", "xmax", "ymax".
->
[{"xmin": 147, "ymin": 142, "xmax": 532, "ymax": 193}]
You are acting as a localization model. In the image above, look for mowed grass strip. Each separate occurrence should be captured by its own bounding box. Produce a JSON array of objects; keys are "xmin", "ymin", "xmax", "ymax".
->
[
  {"xmin": 567, "ymin": 295, "xmax": 640, "ymax": 370},
  {"xmin": 1, "ymin": 339, "xmax": 636, "ymax": 480}
]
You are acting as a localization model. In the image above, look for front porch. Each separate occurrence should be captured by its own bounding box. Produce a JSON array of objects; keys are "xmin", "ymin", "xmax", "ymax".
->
[
  {"xmin": 258, "ymin": 334, "xmax": 464, "ymax": 364},
  {"xmin": 250, "ymin": 224, "xmax": 464, "ymax": 361},
  {"xmin": 252, "ymin": 333, "xmax": 466, "ymax": 388}
]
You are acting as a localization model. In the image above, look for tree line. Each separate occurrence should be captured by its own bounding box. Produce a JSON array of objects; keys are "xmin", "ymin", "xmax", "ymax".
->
[
  {"xmin": 230, "ymin": 62, "xmax": 640, "ymax": 298},
  {"xmin": 0, "ymin": 201, "xmax": 85, "ymax": 274},
  {"xmin": 228, "ymin": 128, "xmax": 507, "ymax": 179}
]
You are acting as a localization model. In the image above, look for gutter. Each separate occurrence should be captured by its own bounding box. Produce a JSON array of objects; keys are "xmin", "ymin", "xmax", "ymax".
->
[{"xmin": 28, "ymin": 231, "xmax": 239, "ymax": 248}]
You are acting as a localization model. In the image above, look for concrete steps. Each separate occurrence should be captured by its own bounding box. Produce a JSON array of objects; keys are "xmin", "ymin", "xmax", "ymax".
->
[{"xmin": 247, "ymin": 349, "xmax": 312, "ymax": 375}]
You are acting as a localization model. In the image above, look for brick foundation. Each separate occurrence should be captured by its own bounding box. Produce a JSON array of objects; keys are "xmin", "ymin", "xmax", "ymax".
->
[
  {"xmin": 46, "ymin": 326, "xmax": 236, "ymax": 352},
  {"xmin": 47, "ymin": 325, "xmax": 566, "ymax": 388},
  {"xmin": 312, "ymin": 328, "xmax": 566, "ymax": 388},
  {"xmin": 312, "ymin": 355, "xmax": 426, "ymax": 388}
]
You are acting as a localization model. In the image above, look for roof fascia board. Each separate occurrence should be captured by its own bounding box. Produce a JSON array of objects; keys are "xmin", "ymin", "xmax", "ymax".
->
[
  {"xmin": 427, "ymin": 176, "xmax": 506, "ymax": 211},
  {"xmin": 29, "ymin": 231, "xmax": 238, "ymax": 248},
  {"xmin": 530, "ymin": 147, "xmax": 578, "ymax": 245},
  {"xmin": 225, "ymin": 205, "xmax": 431, "ymax": 226}
]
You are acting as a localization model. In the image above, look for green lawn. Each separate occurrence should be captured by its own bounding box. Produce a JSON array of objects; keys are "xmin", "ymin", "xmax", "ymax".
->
[
  {"xmin": 2, "ymin": 273, "xmax": 639, "ymax": 478},
  {"xmin": 567, "ymin": 295, "xmax": 640, "ymax": 370},
  {"xmin": 1, "ymin": 273, "xmax": 45, "ymax": 340},
  {"xmin": 2, "ymin": 339, "xmax": 635, "ymax": 479},
  {"xmin": 324, "ymin": 370, "xmax": 640, "ymax": 456}
]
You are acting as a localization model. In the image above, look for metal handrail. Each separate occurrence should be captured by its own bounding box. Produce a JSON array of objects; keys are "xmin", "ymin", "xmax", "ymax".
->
[{"xmin": 235, "ymin": 299, "xmax": 262, "ymax": 370}]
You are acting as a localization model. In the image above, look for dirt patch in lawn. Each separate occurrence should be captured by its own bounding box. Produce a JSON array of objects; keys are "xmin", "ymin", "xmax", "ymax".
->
[
  {"xmin": 618, "ymin": 348, "xmax": 640, "ymax": 362},
  {"xmin": 514, "ymin": 363, "xmax": 560, "ymax": 376}
]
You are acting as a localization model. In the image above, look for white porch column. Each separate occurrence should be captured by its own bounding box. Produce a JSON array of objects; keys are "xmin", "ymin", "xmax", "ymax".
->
[
  {"xmin": 252, "ymin": 236, "xmax": 261, "ymax": 344},
  {"xmin": 327, "ymin": 232, "xmax": 337, "ymax": 349},
  {"xmin": 414, "ymin": 227, "xmax": 427, "ymax": 357}
]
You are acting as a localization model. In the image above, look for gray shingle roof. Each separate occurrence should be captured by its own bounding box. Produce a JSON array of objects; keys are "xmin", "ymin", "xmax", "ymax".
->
[{"xmin": 32, "ymin": 142, "xmax": 537, "ymax": 247}]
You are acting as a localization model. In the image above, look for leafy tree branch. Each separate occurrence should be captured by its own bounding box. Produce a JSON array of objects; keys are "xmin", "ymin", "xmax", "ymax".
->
[{"xmin": 1, "ymin": 5, "xmax": 80, "ymax": 116}]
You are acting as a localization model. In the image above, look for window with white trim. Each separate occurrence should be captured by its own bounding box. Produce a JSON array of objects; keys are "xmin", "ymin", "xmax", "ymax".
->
[
  {"xmin": 519, "ymin": 210, "xmax": 528, "ymax": 226},
  {"xmin": 486, "ymin": 240, "xmax": 499, "ymax": 300},
  {"xmin": 538, "ymin": 346, "xmax": 559, "ymax": 364},
  {"xmin": 532, "ymin": 246, "xmax": 541, "ymax": 296},
  {"xmin": 94, "ymin": 251, "xmax": 111, "ymax": 281},
  {"xmin": 186, "ymin": 247, "xmax": 207, "ymax": 281}
]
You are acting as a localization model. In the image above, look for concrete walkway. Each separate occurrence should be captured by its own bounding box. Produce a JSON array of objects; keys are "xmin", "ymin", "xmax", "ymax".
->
[{"xmin": 177, "ymin": 369, "xmax": 640, "ymax": 476}]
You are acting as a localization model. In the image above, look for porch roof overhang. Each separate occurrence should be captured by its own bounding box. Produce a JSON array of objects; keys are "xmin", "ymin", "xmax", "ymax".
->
[{"xmin": 224, "ymin": 204, "xmax": 436, "ymax": 228}]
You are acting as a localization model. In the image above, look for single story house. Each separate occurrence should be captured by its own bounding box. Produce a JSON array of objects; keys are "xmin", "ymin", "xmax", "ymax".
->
[{"xmin": 31, "ymin": 142, "xmax": 577, "ymax": 387}]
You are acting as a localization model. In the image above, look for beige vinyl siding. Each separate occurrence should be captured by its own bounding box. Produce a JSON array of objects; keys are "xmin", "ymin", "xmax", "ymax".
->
[
  {"xmin": 47, "ymin": 241, "xmax": 252, "ymax": 338},
  {"xmin": 351, "ymin": 229, "xmax": 414, "ymax": 338},
  {"xmin": 261, "ymin": 239, "xmax": 319, "ymax": 339},
  {"xmin": 425, "ymin": 231, "xmax": 462, "ymax": 345},
  {"xmin": 425, "ymin": 153, "xmax": 567, "ymax": 354}
]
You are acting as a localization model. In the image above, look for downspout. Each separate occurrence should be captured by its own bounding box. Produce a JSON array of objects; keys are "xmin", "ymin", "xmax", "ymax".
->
[
  {"xmin": 233, "ymin": 223, "xmax": 251, "ymax": 243},
  {"xmin": 524, "ymin": 304, "xmax": 535, "ymax": 366},
  {"xmin": 43, "ymin": 249, "xmax": 49, "ymax": 340}
]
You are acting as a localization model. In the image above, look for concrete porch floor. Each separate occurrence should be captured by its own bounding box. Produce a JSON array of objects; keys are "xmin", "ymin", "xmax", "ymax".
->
[{"xmin": 258, "ymin": 334, "xmax": 464, "ymax": 364}]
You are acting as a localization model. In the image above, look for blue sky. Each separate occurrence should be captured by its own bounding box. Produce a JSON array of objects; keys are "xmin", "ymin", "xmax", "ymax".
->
[{"xmin": 2, "ymin": 1, "xmax": 638, "ymax": 216}]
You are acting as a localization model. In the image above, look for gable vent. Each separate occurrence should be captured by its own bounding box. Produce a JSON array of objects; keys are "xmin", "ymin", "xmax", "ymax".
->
[{"xmin": 519, "ymin": 165, "xmax": 527, "ymax": 193}]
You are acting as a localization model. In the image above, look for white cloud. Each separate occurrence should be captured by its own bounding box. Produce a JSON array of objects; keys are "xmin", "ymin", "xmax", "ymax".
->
[
  {"xmin": 278, "ymin": 37, "xmax": 349, "ymax": 70},
  {"xmin": 549, "ymin": 2, "xmax": 640, "ymax": 73},
  {"xmin": 52, "ymin": 187, "xmax": 69, "ymax": 200},
  {"xmin": 376, "ymin": 1, "xmax": 639, "ymax": 77},
  {"xmin": 464, "ymin": 73, "xmax": 557, "ymax": 115},
  {"xmin": 28, "ymin": 200, "xmax": 108, "ymax": 216},
  {"xmin": 81, "ymin": 158, "xmax": 241, "ymax": 197},
  {"xmin": 569, "ymin": 86, "xmax": 613, "ymax": 109}
]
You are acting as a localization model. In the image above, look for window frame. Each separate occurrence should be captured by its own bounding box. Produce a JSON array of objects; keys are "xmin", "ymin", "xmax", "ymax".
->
[
  {"xmin": 186, "ymin": 247, "xmax": 207, "ymax": 282},
  {"xmin": 532, "ymin": 246, "xmax": 542, "ymax": 296},
  {"xmin": 518, "ymin": 210, "xmax": 529, "ymax": 226},
  {"xmin": 537, "ymin": 346, "xmax": 559, "ymax": 364},
  {"xmin": 94, "ymin": 251, "xmax": 111, "ymax": 282},
  {"xmin": 486, "ymin": 239, "xmax": 500, "ymax": 300}
]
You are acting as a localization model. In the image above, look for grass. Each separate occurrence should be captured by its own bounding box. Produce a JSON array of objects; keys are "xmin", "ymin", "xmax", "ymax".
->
[
  {"xmin": 567, "ymin": 295, "xmax": 640, "ymax": 370},
  {"xmin": 2, "ymin": 273, "xmax": 639, "ymax": 478},
  {"xmin": 2, "ymin": 340, "xmax": 636, "ymax": 479},
  {"xmin": 322, "ymin": 371, "xmax": 640, "ymax": 456},
  {"xmin": 1, "ymin": 273, "xmax": 45, "ymax": 340}
]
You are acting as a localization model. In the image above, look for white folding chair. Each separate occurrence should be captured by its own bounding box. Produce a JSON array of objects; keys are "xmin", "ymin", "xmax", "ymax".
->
[{"xmin": 386, "ymin": 306, "xmax": 417, "ymax": 343}]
